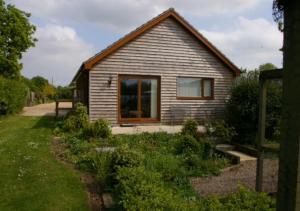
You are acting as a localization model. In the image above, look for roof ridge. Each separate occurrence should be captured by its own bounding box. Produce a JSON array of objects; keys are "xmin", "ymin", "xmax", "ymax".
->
[{"xmin": 83, "ymin": 8, "xmax": 175, "ymax": 67}]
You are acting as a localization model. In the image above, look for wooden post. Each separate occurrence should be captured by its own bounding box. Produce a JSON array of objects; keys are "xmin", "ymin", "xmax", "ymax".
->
[
  {"xmin": 276, "ymin": 1, "xmax": 300, "ymax": 210},
  {"xmin": 256, "ymin": 79, "xmax": 267, "ymax": 192},
  {"xmin": 55, "ymin": 101, "xmax": 59, "ymax": 118}
]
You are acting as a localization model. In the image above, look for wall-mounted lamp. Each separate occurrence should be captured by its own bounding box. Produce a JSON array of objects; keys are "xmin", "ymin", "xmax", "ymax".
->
[{"xmin": 107, "ymin": 75, "xmax": 113, "ymax": 87}]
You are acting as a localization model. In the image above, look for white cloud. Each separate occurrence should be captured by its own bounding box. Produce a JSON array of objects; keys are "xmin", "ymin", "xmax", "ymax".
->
[
  {"xmin": 8, "ymin": 0, "xmax": 262, "ymax": 32},
  {"xmin": 201, "ymin": 17, "xmax": 283, "ymax": 69},
  {"xmin": 21, "ymin": 25, "xmax": 95, "ymax": 85}
]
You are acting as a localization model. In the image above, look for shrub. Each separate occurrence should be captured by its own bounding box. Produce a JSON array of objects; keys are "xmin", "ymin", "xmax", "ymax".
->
[
  {"xmin": 83, "ymin": 119, "xmax": 112, "ymax": 139},
  {"xmin": 75, "ymin": 152, "xmax": 96, "ymax": 172},
  {"xmin": 145, "ymin": 153, "xmax": 181, "ymax": 181},
  {"xmin": 94, "ymin": 152, "xmax": 113, "ymax": 187},
  {"xmin": 67, "ymin": 137, "xmax": 90, "ymax": 155},
  {"xmin": 0, "ymin": 77, "xmax": 28, "ymax": 115},
  {"xmin": 198, "ymin": 186, "xmax": 275, "ymax": 210},
  {"xmin": 112, "ymin": 145, "xmax": 144, "ymax": 171},
  {"xmin": 207, "ymin": 119, "xmax": 237, "ymax": 143},
  {"xmin": 226, "ymin": 70, "xmax": 282, "ymax": 145},
  {"xmin": 115, "ymin": 167, "xmax": 196, "ymax": 210},
  {"xmin": 62, "ymin": 103, "xmax": 89, "ymax": 132},
  {"xmin": 200, "ymin": 138, "xmax": 214, "ymax": 159},
  {"xmin": 176, "ymin": 135, "xmax": 202, "ymax": 155},
  {"xmin": 186, "ymin": 158, "xmax": 228, "ymax": 176},
  {"xmin": 181, "ymin": 118, "xmax": 198, "ymax": 137}
]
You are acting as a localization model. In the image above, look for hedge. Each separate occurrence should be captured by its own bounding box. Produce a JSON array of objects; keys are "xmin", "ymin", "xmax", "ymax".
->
[{"xmin": 0, "ymin": 76, "xmax": 28, "ymax": 115}]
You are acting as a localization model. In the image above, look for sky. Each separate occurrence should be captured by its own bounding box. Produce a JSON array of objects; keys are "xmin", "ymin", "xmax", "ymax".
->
[{"xmin": 7, "ymin": 0, "xmax": 283, "ymax": 86}]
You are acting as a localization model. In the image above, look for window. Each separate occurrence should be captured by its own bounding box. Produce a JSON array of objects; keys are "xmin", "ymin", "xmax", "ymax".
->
[{"xmin": 177, "ymin": 77, "xmax": 213, "ymax": 99}]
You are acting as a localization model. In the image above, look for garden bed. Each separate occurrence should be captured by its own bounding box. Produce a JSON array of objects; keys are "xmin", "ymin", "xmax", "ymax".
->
[{"xmin": 53, "ymin": 104, "xmax": 276, "ymax": 210}]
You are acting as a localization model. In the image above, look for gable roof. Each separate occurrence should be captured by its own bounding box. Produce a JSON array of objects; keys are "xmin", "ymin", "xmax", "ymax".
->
[{"xmin": 72, "ymin": 8, "xmax": 240, "ymax": 83}]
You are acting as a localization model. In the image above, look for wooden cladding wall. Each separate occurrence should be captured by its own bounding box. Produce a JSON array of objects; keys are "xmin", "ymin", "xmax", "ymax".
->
[{"xmin": 89, "ymin": 17, "xmax": 234, "ymax": 124}]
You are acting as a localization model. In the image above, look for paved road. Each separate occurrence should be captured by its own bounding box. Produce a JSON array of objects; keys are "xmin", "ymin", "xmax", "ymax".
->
[{"xmin": 22, "ymin": 102, "xmax": 72, "ymax": 117}]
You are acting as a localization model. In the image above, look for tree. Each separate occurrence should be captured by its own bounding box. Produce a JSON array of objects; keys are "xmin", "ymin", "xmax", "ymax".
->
[
  {"xmin": 31, "ymin": 76, "xmax": 48, "ymax": 92},
  {"xmin": 55, "ymin": 86, "xmax": 73, "ymax": 99},
  {"xmin": 42, "ymin": 84, "xmax": 55, "ymax": 99},
  {"xmin": 225, "ymin": 63, "xmax": 282, "ymax": 145},
  {"xmin": 0, "ymin": 0, "xmax": 36, "ymax": 79},
  {"xmin": 258, "ymin": 63, "xmax": 277, "ymax": 71}
]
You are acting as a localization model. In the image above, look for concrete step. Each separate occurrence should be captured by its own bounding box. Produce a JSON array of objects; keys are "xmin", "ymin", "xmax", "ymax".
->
[
  {"xmin": 215, "ymin": 144, "xmax": 235, "ymax": 151},
  {"xmin": 226, "ymin": 150, "xmax": 257, "ymax": 162}
]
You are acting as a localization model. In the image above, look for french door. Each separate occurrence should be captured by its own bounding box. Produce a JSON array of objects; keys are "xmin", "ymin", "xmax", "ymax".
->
[{"xmin": 118, "ymin": 75, "xmax": 160, "ymax": 123}]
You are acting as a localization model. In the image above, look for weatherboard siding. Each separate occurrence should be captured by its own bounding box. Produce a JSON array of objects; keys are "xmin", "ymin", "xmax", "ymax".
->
[{"xmin": 89, "ymin": 17, "xmax": 234, "ymax": 124}]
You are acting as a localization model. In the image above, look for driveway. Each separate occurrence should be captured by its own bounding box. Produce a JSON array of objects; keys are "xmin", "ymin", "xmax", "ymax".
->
[{"xmin": 22, "ymin": 102, "xmax": 72, "ymax": 117}]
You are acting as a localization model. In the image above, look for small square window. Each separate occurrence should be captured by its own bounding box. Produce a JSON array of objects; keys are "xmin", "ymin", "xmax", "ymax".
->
[{"xmin": 177, "ymin": 77, "xmax": 213, "ymax": 99}]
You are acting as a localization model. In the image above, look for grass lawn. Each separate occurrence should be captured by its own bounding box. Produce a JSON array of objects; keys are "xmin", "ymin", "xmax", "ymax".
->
[{"xmin": 0, "ymin": 116, "xmax": 89, "ymax": 211}]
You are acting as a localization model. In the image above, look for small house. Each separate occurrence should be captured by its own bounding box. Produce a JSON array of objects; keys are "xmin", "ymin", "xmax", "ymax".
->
[{"xmin": 71, "ymin": 8, "xmax": 240, "ymax": 125}]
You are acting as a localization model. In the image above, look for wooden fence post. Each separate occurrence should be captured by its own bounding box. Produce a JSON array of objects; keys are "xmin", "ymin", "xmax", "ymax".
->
[
  {"xmin": 55, "ymin": 101, "xmax": 59, "ymax": 118},
  {"xmin": 256, "ymin": 78, "xmax": 266, "ymax": 192}
]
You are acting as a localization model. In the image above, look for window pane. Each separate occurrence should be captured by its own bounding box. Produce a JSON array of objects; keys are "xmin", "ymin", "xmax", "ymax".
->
[
  {"xmin": 141, "ymin": 79, "xmax": 157, "ymax": 118},
  {"xmin": 120, "ymin": 79, "xmax": 138, "ymax": 118},
  {"xmin": 203, "ymin": 79, "xmax": 212, "ymax": 97},
  {"xmin": 178, "ymin": 78, "xmax": 201, "ymax": 97}
]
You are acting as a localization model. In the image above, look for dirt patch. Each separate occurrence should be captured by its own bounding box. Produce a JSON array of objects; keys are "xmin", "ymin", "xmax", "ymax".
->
[
  {"xmin": 52, "ymin": 136, "xmax": 104, "ymax": 211},
  {"xmin": 190, "ymin": 159, "xmax": 278, "ymax": 196}
]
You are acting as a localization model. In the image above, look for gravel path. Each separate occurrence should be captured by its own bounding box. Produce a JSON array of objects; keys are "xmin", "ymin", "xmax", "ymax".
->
[
  {"xmin": 22, "ymin": 102, "xmax": 72, "ymax": 116},
  {"xmin": 190, "ymin": 159, "xmax": 278, "ymax": 196}
]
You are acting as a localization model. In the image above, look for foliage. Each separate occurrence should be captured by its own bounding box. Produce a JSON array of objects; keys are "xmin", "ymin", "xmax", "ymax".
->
[
  {"xmin": 83, "ymin": 119, "xmax": 112, "ymax": 139},
  {"xmin": 62, "ymin": 103, "xmax": 89, "ymax": 132},
  {"xmin": 111, "ymin": 145, "xmax": 144, "ymax": 171},
  {"xmin": 94, "ymin": 152, "xmax": 113, "ymax": 187},
  {"xmin": 183, "ymin": 155, "xmax": 228, "ymax": 176},
  {"xmin": 0, "ymin": 0, "xmax": 36, "ymax": 79},
  {"xmin": 60, "ymin": 127, "xmax": 274, "ymax": 210},
  {"xmin": 75, "ymin": 152, "xmax": 97, "ymax": 173},
  {"xmin": 0, "ymin": 76, "xmax": 28, "ymax": 115},
  {"xmin": 225, "ymin": 64, "xmax": 282, "ymax": 144},
  {"xmin": 207, "ymin": 119, "xmax": 237, "ymax": 143},
  {"xmin": 176, "ymin": 134, "xmax": 202, "ymax": 155},
  {"xmin": 115, "ymin": 166, "xmax": 197, "ymax": 211},
  {"xmin": 145, "ymin": 153, "xmax": 181, "ymax": 181},
  {"xmin": 181, "ymin": 118, "xmax": 198, "ymax": 137},
  {"xmin": 55, "ymin": 86, "xmax": 73, "ymax": 99},
  {"xmin": 201, "ymin": 186, "xmax": 276, "ymax": 210},
  {"xmin": 42, "ymin": 84, "xmax": 56, "ymax": 99}
]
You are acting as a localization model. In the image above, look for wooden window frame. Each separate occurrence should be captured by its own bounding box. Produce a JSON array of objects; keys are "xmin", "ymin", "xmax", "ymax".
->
[
  {"xmin": 176, "ymin": 77, "xmax": 214, "ymax": 100},
  {"xmin": 118, "ymin": 74, "xmax": 161, "ymax": 123}
]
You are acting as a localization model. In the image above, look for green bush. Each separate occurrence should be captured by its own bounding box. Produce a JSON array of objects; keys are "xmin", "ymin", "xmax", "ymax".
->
[
  {"xmin": 181, "ymin": 118, "xmax": 198, "ymax": 137},
  {"xmin": 62, "ymin": 103, "xmax": 89, "ymax": 132},
  {"xmin": 226, "ymin": 70, "xmax": 282, "ymax": 144},
  {"xmin": 207, "ymin": 119, "xmax": 236, "ymax": 143},
  {"xmin": 115, "ymin": 167, "xmax": 197, "ymax": 210},
  {"xmin": 75, "ymin": 152, "xmax": 96, "ymax": 172},
  {"xmin": 67, "ymin": 136, "xmax": 90, "ymax": 155},
  {"xmin": 94, "ymin": 152, "xmax": 113, "ymax": 187},
  {"xmin": 83, "ymin": 119, "xmax": 112, "ymax": 139},
  {"xmin": 200, "ymin": 186, "xmax": 276, "ymax": 210},
  {"xmin": 176, "ymin": 135, "xmax": 202, "ymax": 155},
  {"xmin": 112, "ymin": 145, "xmax": 144, "ymax": 171},
  {"xmin": 145, "ymin": 153, "xmax": 181, "ymax": 181},
  {"xmin": 200, "ymin": 138, "xmax": 214, "ymax": 159},
  {"xmin": 0, "ymin": 77, "xmax": 28, "ymax": 115}
]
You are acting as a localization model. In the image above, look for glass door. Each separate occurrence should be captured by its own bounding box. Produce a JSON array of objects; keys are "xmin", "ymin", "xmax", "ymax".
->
[{"xmin": 119, "ymin": 75, "xmax": 160, "ymax": 123}]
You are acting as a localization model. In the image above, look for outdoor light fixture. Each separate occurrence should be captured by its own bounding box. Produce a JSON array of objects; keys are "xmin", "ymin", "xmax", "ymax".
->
[{"xmin": 107, "ymin": 75, "xmax": 113, "ymax": 87}]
